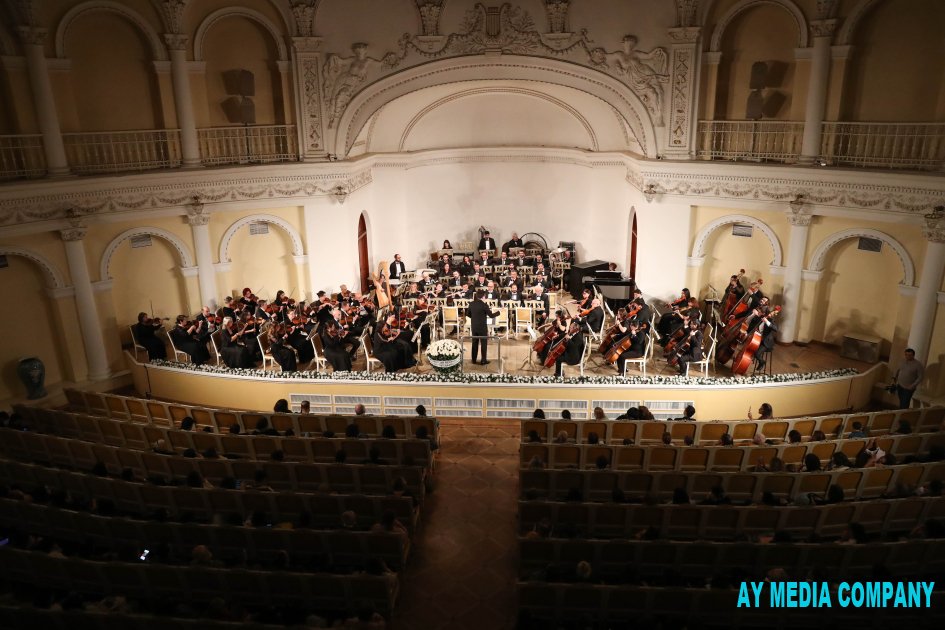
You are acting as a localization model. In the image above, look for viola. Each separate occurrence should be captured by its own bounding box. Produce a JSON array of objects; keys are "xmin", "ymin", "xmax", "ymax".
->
[{"xmin": 731, "ymin": 307, "xmax": 781, "ymax": 375}]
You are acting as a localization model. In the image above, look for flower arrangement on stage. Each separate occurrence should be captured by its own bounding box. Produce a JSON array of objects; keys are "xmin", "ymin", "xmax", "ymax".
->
[
  {"xmin": 149, "ymin": 360, "xmax": 858, "ymax": 386},
  {"xmin": 424, "ymin": 339, "xmax": 463, "ymax": 373}
]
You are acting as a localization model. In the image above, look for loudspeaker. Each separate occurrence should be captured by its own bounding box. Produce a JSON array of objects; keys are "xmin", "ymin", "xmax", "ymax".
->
[
  {"xmin": 749, "ymin": 61, "xmax": 769, "ymax": 90},
  {"xmin": 223, "ymin": 69, "xmax": 255, "ymax": 97},
  {"xmin": 221, "ymin": 96, "xmax": 256, "ymax": 125},
  {"xmin": 746, "ymin": 90, "xmax": 764, "ymax": 120}
]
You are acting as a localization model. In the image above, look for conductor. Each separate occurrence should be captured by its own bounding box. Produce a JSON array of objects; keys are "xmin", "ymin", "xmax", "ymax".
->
[{"xmin": 468, "ymin": 290, "xmax": 499, "ymax": 365}]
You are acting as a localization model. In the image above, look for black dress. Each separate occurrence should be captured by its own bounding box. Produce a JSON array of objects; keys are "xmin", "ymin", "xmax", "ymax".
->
[
  {"xmin": 373, "ymin": 327, "xmax": 416, "ymax": 372},
  {"xmin": 169, "ymin": 325, "xmax": 210, "ymax": 365},
  {"xmin": 322, "ymin": 325, "xmax": 353, "ymax": 371},
  {"xmin": 220, "ymin": 326, "xmax": 254, "ymax": 368},
  {"xmin": 269, "ymin": 332, "xmax": 298, "ymax": 372},
  {"xmin": 133, "ymin": 322, "xmax": 166, "ymax": 360}
]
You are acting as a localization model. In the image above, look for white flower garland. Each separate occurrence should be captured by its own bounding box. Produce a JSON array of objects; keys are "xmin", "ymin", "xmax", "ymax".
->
[{"xmin": 149, "ymin": 359, "xmax": 858, "ymax": 386}]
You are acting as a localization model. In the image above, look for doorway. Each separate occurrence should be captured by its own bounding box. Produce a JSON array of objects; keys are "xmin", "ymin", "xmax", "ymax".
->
[{"xmin": 358, "ymin": 213, "xmax": 369, "ymax": 293}]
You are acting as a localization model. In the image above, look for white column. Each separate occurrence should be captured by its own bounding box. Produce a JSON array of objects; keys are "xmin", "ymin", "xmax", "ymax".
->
[
  {"xmin": 799, "ymin": 20, "xmax": 837, "ymax": 164},
  {"xmin": 187, "ymin": 200, "xmax": 218, "ymax": 309},
  {"xmin": 18, "ymin": 27, "xmax": 69, "ymax": 176},
  {"xmin": 906, "ymin": 228, "xmax": 945, "ymax": 363},
  {"xmin": 165, "ymin": 34, "xmax": 201, "ymax": 167},
  {"xmin": 778, "ymin": 210, "xmax": 813, "ymax": 344},
  {"xmin": 60, "ymin": 226, "xmax": 110, "ymax": 380}
]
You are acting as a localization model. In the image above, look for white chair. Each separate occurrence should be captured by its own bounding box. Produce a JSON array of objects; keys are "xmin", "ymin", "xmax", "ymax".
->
[
  {"xmin": 165, "ymin": 330, "xmax": 189, "ymax": 363},
  {"xmin": 308, "ymin": 335, "xmax": 329, "ymax": 372},
  {"xmin": 686, "ymin": 333, "xmax": 717, "ymax": 378},
  {"xmin": 514, "ymin": 306, "xmax": 534, "ymax": 337},
  {"xmin": 209, "ymin": 329, "xmax": 224, "ymax": 365},
  {"xmin": 622, "ymin": 331, "xmax": 654, "ymax": 377},
  {"xmin": 560, "ymin": 334, "xmax": 593, "ymax": 377},
  {"xmin": 441, "ymin": 306, "xmax": 461, "ymax": 336},
  {"xmin": 257, "ymin": 334, "xmax": 276, "ymax": 370},
  {"xmin": 588, "ymin": 311, "xmax": 606, "ymax": 345},
  {"xmin": 490, "ymin": 306, "xmax": 509, "ymax": 339},
  {"xmin": 360, "ymin": 334, "xmax": 384, "ymax": 373},
  {"xmin": 129, "ymin": 325, "xmax": 148, "ymax": 359}
]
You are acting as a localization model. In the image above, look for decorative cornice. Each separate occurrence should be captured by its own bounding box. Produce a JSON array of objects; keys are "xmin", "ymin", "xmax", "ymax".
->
[
  {"xmin": 45, "ymin": 286, "xmax": 76, "ymax": 300},
  {"xmin": 60, "ymin": 227, "xmax": 87, "ymax": 242},
  {"xmin": 810, "ymin": 19, "xmax": 838, "ymax": 39},
  {"xmin": 291, "ymin": 36, "xmax": 323, "ymax": 53},
  {"xmin": 17, "ymin": 26, "xmax": 46, "ymax": 46},
  {"xmin": 786, "ymin": 211, "xmax": 813, "ymax": 227},
  {"xmin": 899, "ymin": 285, "xmax": 918, "ymax": 297},
  {"xmin": 923, "ymin": 227, "xmax": 945, "ymax": 244},
  {"xmin": 180, "ymin": 266, "xmax": 199, "ymax": 278},
  {"xmin": 163, "ymin": 33, "xmax": 189, "ymax": 51},
  {"xmin": 667, "ymin": 27, "xmax": 701, "ymax": 44}
]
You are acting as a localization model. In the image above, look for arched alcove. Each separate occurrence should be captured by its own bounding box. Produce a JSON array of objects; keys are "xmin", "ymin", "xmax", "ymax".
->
[
  {"xmin": 218, "ymin": 214, "xmax": 304, "ymax": 263},
  {"xmin": 217, "ymin": 214, "xmax": 304, "ymax": 301},
  {"xmin": 100, "ymin": 227, "xmax": 194, "ymax": 281}
]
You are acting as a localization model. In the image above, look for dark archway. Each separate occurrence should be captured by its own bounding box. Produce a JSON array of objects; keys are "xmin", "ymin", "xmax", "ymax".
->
[
  {"xmin": 629, "ymin": 212, "xmax": 638, "ymax": 280},
  {"xmin": 357, "ymin": 213, "xmax": 369, "ymax": 294}
]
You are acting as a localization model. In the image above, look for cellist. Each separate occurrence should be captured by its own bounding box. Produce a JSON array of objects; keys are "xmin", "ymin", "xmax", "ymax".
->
[{"xmin": 672, "ymin": 319, "xmax": 704, "ymax": 375}]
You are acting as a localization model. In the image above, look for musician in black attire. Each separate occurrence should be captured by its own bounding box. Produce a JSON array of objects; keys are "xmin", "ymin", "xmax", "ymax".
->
[
  {"xmin": 503, "ymin": 232, "xmax": 524, "ymax": 253},
  {"xmin": 389, "ymin": 254, "xmax": 406, "ymax": 281},
  {"xmin": 458, "ymin": 255, "xmax": 474, "ymax": 276},
  {"xmin": 133, "ymin": 312, "xmax": 167, "ymax": 360},
  {"xmin": 554, "ymin": 321, "xmax": 586, "ymax": 377},
  {"xmin": 254, "ymin": 299, "xmax": 272, "ymax": 322},
  {"xmin": 468, "ymin": 291, "xmax": 500, "ymax": 365},
  {"xmin": 537, "ymin": 310, "xmax": 569, "ymax": 364},
  {"xmin": 478, "ymin": 231, "xmax": 497, "ymax": 253},
  {"xmin": 674, "ymin": 320, "xmax": 704, "ymax": 375},
  {"xmin": 374, "ymin": 314, "xmax": 416, "ymax": 372},
  {"xmin": 239, "ymin": 288, "xmax": 257, "ymax": 313},
  {"xmin": 482, "ymin": 282, "xmax": 500, "ymax": 301},
  {"xmin": 220, "ymin": 318, "xmax": 255, "ymax": 368},
  {"xmin": 221, "ymin": 296, "xmax": 237, "ymax": 322},
  {"xmin": 287, "ymin": 321, "xmax": 314, "ymax": 364},
  {"xmin": 614, "ymin": 322, "xmax": 647, "ymax": 375},
  {"xmin": 321, "ymin": 310, "xmax": 354, "ymax": 371},
  {"xmin": 531, "ymin": 285, "xmax": 551, "ymax": 327},
  {"xmin": 502, "ymin": 286, "xmax": 524, "ymax": 307},
  {"xmin": 627, "ymin": 289, "xmax": 652, "ymax": 326},
  {"xmin": 170, "ymin": 315, "xmax": 211, "ymax": 365},
  {"xmin": 238, "ymin": 310, "xmax": 263, "ymax": 362},
  {"xmin": 581, "ymin": 298, "xmax": 605, "ymax": 336},
  {"xmin": 754, "ymin": 314, "xmax": 779, "ymax": 372},
  {"xmin": 268, "ymin": 323, "xmax": 298, "ymax": 372},
  {"xmin": 722, "ymin": 274, "xmax": 746, "ymax": 313},
  {"xmin": 657, "ymin": 288, "xmax": 691, "ymax": 342}
]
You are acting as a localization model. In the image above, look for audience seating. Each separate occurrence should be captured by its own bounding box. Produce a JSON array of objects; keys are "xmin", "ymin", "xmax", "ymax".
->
[
  {"xmin": 13, "ymin": 407, "xmax": 434, "ymax": 470},
  {"xmin": 62, "ymin": 389, "xmax": 440, "ymax": 443},
  {"xmin": 519, "ymin": 463, "xmax": 945, "ymax": 503},
  {"xmin": 0, "ymin": 496, "xmax": 410, "ymax": 571},
  {"xmin": 519, "ymin": 537, "xmax": 945, "ymax": 581},
  {"xmin": 0, "ymin": 458, "xmax": 420, "ymax": 532},
  {"xmin": 0, "ymin": 546, "xmax": 399, "ymax": 615},
  {"xmin": 521, "ymin": 406, "xmax": 944, "ymax": 444},
  {"xmin": 520, "ymin": 433, "xmax": 945, "ymax": 471},
  {"xmin": 518, "ymin": 496, "xmax": 945, "ymax": 540}
]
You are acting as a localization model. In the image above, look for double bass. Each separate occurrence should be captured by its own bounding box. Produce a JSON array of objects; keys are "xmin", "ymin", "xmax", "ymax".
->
[
  {"xmin": 730, "ymin": 306, "xmax": 782, "ymax": 375},
  {"xmin": 723, "ymin": 279, "xmax": 763, "ymax": 330},
  {"xmin": 717, "ymin": 302, "xmax": 773, "ymax": 365},
  {"xmin": 720, "ymin": 269, "xmax": 746, "ymax": 319}
]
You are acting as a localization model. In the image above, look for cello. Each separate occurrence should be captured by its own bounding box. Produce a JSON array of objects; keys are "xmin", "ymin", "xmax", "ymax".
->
[
  {"xmin": 543, "ymin": 327, "xmax": 577, "ymax": 368},
  {"xmin": 604, "ymin": 322, "xmax": 646, "ymax": 364},
  {"xmin": 723, "ymin": 279, "xmax": 763, "ymax": 331},
  {"xmin": 717, "ymin": 299, "xmax": 771, "ymax": 365},
  {"xmin": 731, "ymin": 306, "xmax": 781, "ymax": 375},
  {"xmin": 668, "ymin": 322, "xmax": 704, "ymax": 368}
]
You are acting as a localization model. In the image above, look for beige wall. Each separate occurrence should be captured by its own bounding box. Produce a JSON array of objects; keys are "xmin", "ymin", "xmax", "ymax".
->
[
  {"xmin": 714, "ymin": 4, "xmax": 801, "ymax": 121},
  {"xmin": 63, "ymin": 12, "xmax": 164, "ymax": 131},
  {"xmin": 844, "ymin": 0, "xmax": 945, "ymax": 122}
]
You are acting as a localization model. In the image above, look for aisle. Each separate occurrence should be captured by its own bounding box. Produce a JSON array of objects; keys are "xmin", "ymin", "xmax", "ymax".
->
[{"xmin": 392, "ymin": 419, "xmax": 521, "ymax": 630}]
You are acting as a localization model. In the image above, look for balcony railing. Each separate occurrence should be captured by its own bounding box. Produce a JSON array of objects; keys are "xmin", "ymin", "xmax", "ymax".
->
[
  {"xmin": 697, "ymin": 120, "xmax": 804, "ymax": 163},
  {"xmin": 197, "ymin": 124, "xmax": 298, "ymax": 166},
  {"xmin": 0, "ymin": 134, "xmax": 47, "ymax": 181},
  {"xmin": 821, "ymin": 122, "xmax": 945, "ymax": 171},
  {"xmin": 62, "ymin": 129, "xmax": 182, "ymax": 174}
]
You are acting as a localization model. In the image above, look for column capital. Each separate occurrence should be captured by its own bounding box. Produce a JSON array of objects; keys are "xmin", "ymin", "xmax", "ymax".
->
[
  {"xmin": 186, "ymin": 196, "xmax": 210, "ymax": 226},
  {"xmin": 810, "ymin": 19, "xmax": 838, "ymax": 39},
  {"xmin": 668, "ymin": 26, "xmax": 701, "ymax": 44},
  {"xmin": 922, "ymin": 227, "xmax": 945, "ymax": 244},
  {"xmin": 291, "ymin": 36, "xmax": 323, "ymax": 53},
  {"xmin": 786, "ymin": 211, "xmax": 813, "ymax": 227},
  {"xmin": 291, "ymin": 1, "xmax": 318, "ymax": 37},
  {"xmin": 164, "ymin": 33, "xmax": 189, "ymax": 51},
  {"xmin": 158, "ymin": 0, "xmax": 189, "ymax": 35},
  {"xmin": 17, "ymin": 26, "xmax": 47, "ymax": 46},
  {"xmin": 60, "ymin": 227, "xmax": 87, "ymax": 241}
]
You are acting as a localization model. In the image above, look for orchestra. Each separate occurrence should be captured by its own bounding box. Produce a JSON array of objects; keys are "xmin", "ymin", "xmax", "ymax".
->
[{"xmin": 134, "ymin": 231, "xmax": 784, "ymax": 380}]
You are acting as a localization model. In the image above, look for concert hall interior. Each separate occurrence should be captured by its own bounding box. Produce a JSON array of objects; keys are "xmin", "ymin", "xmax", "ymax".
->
[{"xmin": 0, "ymin": 0, "xmax": 944, "ymax": 628}]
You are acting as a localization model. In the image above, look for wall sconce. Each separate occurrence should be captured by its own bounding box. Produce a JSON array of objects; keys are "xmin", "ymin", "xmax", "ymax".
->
[
  {"xmin": 789, "ymin": 193, "xmax": 805, "ymax": 214},
  {"xmin": 642, "ymin": 183, "xmax": 658, "ymax": 203},
  {"xmin": 331, "ymin": 185, "xmax": 349, "ymax": 204},
  {"xmin": 925, "ymin": 205, "xmax": 944, "ymax": 230}
]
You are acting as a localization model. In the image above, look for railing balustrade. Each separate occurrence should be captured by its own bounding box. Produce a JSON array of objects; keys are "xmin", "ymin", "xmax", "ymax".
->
[
  {"xmin": 62, "ymin": 129, "xmax": 182, "ymax": 174},
  {"xmin": 821, "ymin": 121, "xmax": 945, "ymax": 171},
  {"xmin": 0, "ymin": 134, "xmax": 47, "ymax": 180},
  {"xmin": 197, "ymin": 124, "xmax": 298, "ymax": 166},
  {"xmin": 697, "ymin": 120, "xmax": 804, "ymax": 163}
]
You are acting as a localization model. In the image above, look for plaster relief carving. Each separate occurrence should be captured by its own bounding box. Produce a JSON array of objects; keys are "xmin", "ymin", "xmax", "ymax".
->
[
  {"xmin": 157, "ymin": 0, "xmax": 188, "ymax": 34},
  {"xmin": 668, "ymin": 47, "xmax": 692, "ymax": 147},
  {"xmin": 544, "ymin": 0, "xmax": 569, "ymax": 34},
  {"xmin": 323, "ymin": 43, "xmax": 402, "ymax": 128},
  {"xmin": 588, "ymin": 36, "xmax": 668, "ymax": 126},
  {"xmin": 416, "ymin": 0, "xmax": 444, "ymax": 36},
  {"xmin": 291, "ymin": 1, "xmax": 317, "ymax": 37},
  {"xmin": 301, "ymin": 56, "xmax": 323, "ymax": 151}
]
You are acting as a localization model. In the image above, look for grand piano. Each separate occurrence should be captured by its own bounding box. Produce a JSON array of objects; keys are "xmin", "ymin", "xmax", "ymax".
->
[{"xmin": 571, "ymin": 260, "xmax": 636, "ymax": 310}]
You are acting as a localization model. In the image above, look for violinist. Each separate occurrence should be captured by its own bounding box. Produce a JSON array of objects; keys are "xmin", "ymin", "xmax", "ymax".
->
[
  {"xmin": 220, "ymin": 317, "xmax": 255, "ymax": 368},
  {"xmin": 239, "ymin": 287, "xmax": 257, "ymax": 313},
  {"xmin": 239, "ymin": 310, "xmax": 262, "ymax": 362},
  {"xmin": 554, "ymin": 321, "xmax": 586, "ymax": 377},
  {"xmin": 254, "ymin": 299, "xmax": 272, "ymax": 323},
  {"xmin": 268, "ymin": 323, "xmax": 298, "ymax": 372},
  {"xmin": 579, "ymin": 298, "xmax": 605, "ymax": 336},
  {"xmin": 133, "ymin": 312, "xmax": 167, "ymax": 360},
  {"xmin": 321, "ymin": 308, "xmax": 355, "ymax": 371},
  {"xmin": 570, "ymin": 288, "xmax": 593, "ymax": 312},
  {"xmin": 286, "ymin": 310, "xmax": 315, "ymax": 364},
  {"xmin": 170, "ymin": 315, "xmax": 211, "ymax": 365},
  {"xmin": 627, "ymin": 288, "xmax": 651, "ymax": 326},
  {"xmin": 673, "ymin": 319, "xmax": 704, "ymax": 375},
  {"xmin": 221, "ymin": 296, "xmax": 237, "ymax": 322},
  {"xmin": 195, "ymin": 305, "xmax": 218, "ymax": 332},
  {"xmin": 336, "ymin": 284, "xmax": 353, "ymax": 305},
  {"xmin": 657, "ymin": 288, "xmax": 691, "ymax": 342},
  {"xmin": 374, "ymin": 314, "xmax": 416, "ymax": 372}
]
